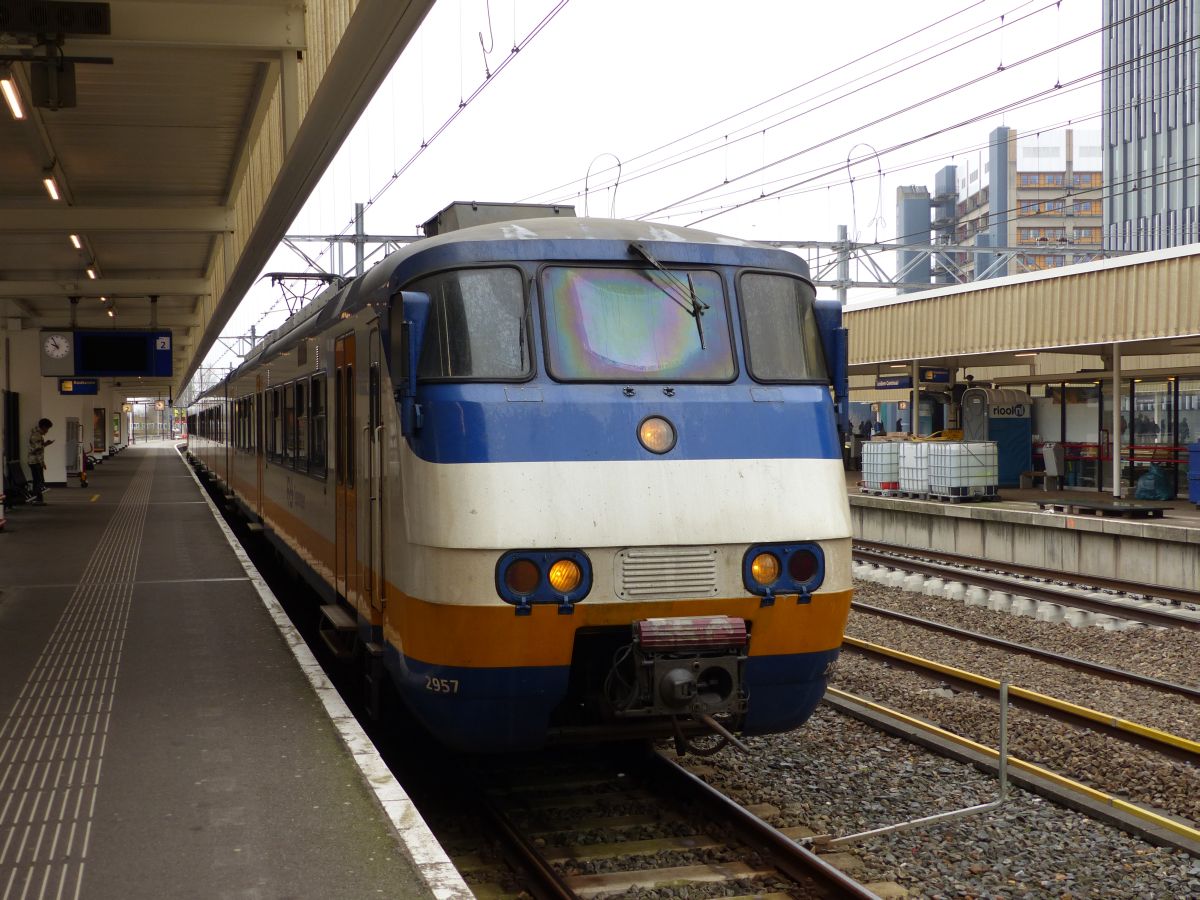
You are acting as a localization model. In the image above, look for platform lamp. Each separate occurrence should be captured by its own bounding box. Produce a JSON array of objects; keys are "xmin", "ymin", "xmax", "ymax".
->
[{"xmin": 1, "ymin": 66, "xmax": 25, "ymax": 120}]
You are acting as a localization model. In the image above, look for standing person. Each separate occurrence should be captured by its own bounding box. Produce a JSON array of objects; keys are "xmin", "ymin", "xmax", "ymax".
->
[{"xmin": 28, "ymin": 418, "xmax": 54, "ymax": 505}]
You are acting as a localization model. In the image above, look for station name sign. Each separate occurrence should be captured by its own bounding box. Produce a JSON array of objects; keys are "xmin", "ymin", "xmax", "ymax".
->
[
  {"xmin": 58, "ymin": 378, "xmax": 98, "ymax": 395},
  {"xmin": 875, "ymin": 367, "xmax": 951, "ymax": 390}
]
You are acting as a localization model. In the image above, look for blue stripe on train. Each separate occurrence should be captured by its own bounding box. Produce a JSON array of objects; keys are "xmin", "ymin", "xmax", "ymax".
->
[
  {"xmin": 410, "ymin": 382, "xmax": 841, "ymax": 464},
  {"xmin": 385, "ymin": 646, "xmax": 841, "ymax": 752}
]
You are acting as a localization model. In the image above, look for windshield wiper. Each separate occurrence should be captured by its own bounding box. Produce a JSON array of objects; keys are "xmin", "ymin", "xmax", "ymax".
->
[{"xmin": 629, "ymin": 241, "xmax": 710, "ymax": 349}]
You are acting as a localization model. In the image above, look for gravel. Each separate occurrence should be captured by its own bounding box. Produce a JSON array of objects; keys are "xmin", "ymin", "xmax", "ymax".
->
[
  {"xmin": 847, "ymin": 595, "xmax": 1200, "ymax": 741},
  {"xmin": 679, "ymin": 708, "xmax": 1200, "ymax": 899},
  {"xmin": 852, "ymin": 577, "xmax": 1200, "ymax": 691}
]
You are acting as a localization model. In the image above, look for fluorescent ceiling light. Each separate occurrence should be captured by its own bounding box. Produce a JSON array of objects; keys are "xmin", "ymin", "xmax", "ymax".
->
[
  {"xmin": 1014, "ymin": 352, "xmax": 1038, "ymax": 358},
  {"xmin": 43, "ymin": 175, "xmax": 60, "ymax": 201},
  {"xmin": 69, "ymin": 234, "xmax": 81, "ymax": 249},
  {"xmin": 86, "ymin": 267, "xmax": 96, "ymax": 279},
  {"xmin": 889, "ymin": 364, "xmax": 907, "ymax": 369},
  {"xmin": 1, "ymin": 75, "xmax": 24, "ymax": 120}
]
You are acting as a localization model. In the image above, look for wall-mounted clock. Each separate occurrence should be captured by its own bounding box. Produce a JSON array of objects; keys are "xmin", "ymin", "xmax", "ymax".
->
[
  {"xmin": 40, "ymin": 331, "xmax": 76, "ymax": 377},
  {"xmin": 44, "ymin": 333, "xmax": 71, "ymax": 358}
]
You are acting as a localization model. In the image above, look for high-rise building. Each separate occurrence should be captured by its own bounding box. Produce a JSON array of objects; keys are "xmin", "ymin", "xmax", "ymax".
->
[
  {"xmin": 895, "ymin": 126, "xmax": 1103, "ymax": 290},
  {"xmin": 1103, "ymin": 1, "xmax": 1199, "ymax": 251}
]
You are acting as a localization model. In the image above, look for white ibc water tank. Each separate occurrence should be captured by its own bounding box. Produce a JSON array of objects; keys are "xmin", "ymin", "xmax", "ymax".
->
[
  {"xmin": 862, "ymin": 441, "xmax": 901, "ymax": 492},
  {"xmin": 899, "ymin": 442, "xmax": 930, "ymax": 494},
  {"xmin": 928, "ymin": 442, "xmax": 999, "ymax": 499}
]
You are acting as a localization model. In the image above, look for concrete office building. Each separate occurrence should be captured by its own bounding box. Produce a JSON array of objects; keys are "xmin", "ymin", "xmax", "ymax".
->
[
  {"xmin": 896, "ymin": 126, "xmax": 1103, "ymax": 290},
  {"xmin": 1103, "ymin": 0, "xmax": 1200, "ymax": 251}
]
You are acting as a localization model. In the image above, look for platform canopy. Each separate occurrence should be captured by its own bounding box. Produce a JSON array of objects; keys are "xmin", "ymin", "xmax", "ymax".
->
[
  {"xmin": 0, "ymin": 0, "xmax": 434, "ymax": 397},
  {"xmin": 845, "ymin": 242, "xmax": 1200, "ymax": 393}
]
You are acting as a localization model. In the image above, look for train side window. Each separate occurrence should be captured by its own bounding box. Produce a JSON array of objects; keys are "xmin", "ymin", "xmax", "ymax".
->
[
  {"xmin": 295, "ymin": 379, "xmax": 308, "ymax": 472},
  {"xmin": 310, "ymin": 374, "xmax": 327, "ymax": 475},
  {"xmin": 369, "ymin": 363, "xmax": 380, "ymax": 430},
  {"xmin": 345, "ymin": 365, "xmax": 355, "ymax": 483},
  {"xmin": 272, "ymin": 387, "xmax": 284, "ymax": 460},
  {"xmin": 283, "ymin": 382, "xmax": 296, "ymax": 466},
  {"xmin": 335, "ymin": 369, "xmax": 344, "ymax": 482}
]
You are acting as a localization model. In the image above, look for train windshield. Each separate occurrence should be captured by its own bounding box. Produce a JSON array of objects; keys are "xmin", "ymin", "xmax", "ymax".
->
[
  {"xmin": 541, "ymin": 266, "xmax": 735, "ymax": 382},
  {"xmin": 738, "ymin": 272, "xmax": 829, "ymax": 383},
  {"xmin": 411, "ymin": 267, "xmax": 530, "ymax": 380}
]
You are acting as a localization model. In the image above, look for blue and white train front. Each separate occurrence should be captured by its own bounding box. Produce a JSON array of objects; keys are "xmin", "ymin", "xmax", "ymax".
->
[{"xmin": 376, "ymin": 224, "xmax": 853, "ymax": 752}]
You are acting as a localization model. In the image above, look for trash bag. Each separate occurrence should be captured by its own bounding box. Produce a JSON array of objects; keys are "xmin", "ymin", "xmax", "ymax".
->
[{"xmin": 1134, "ymin": 463, "xmax": 1172, "ymax": 500}]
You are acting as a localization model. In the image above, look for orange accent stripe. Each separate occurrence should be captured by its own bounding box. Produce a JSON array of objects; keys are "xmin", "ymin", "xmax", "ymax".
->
[{"xmin": 383, "ymin": 589, "xmax": 853, "ymax": 668}]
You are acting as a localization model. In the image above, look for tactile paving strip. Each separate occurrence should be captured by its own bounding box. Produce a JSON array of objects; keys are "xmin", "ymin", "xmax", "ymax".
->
[{"xmin": 0, "ymin": 456, "xmax": 154, "ymax": 900}]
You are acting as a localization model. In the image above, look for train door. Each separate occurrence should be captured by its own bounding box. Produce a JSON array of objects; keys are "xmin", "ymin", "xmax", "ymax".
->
[
  {"xmin": 334, "ymin": 333, "xmax": 359, "ymax": 604},
  {"xmin": 255, "ymin": 375, "xmax": 265, "ymax": 517},
  {"xmin": 366, "ymin": 325, "xmax": 384, "ymax": 614}
]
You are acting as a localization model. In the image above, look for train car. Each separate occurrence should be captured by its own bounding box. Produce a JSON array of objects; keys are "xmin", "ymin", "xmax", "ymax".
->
[{"xmin": 188, "ymin": 206, "xmax": 853, "ymax": 753}]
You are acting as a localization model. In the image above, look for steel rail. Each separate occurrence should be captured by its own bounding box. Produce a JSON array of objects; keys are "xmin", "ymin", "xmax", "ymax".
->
[
  {"xmin": 646, "ymin": 751, "xmax": 883, "ymax": 899},
  {"xmin": 852, "ymin": 601, "xmax": 1200, "ymax": 700},
  {"xmin": 842, "ymin": 637, "xmax": 1200, "ymax": 760},
  {"xmin": 855, "ymin": 539, "xmax": 1200, "ymax": 608},
  {"xmin": 853, "ymin": 544, "xmax": 1200, "ymax": 631},
  {"xmin": 822, "ymin": 688, "xmax": 1200, "ymax": 856},
  {"xmin": 820, "ymin": 686, "xmax": 1200, "ymax": 854}
]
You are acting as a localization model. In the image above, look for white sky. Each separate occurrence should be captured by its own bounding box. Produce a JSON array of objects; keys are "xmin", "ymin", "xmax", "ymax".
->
[{"xmin": 205, "ymin": 0, "xmax": 1103, "ymax": 372}]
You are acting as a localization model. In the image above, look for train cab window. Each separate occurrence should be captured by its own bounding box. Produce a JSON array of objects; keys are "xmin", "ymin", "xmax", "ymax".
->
[
  {"xmin": 541, "ymin": 266, "xmax": 735, "ymax": 382},
  {"xmin": 310, "ymin": 374, "xmax": 327, "ymax": 474},
  {"xmin": 407, "ymin": 267, "xmax": 529, "ymax": 380},
  {"xmin": 737, "ymin": 272, "xmax": 829, "ymax": 383}
]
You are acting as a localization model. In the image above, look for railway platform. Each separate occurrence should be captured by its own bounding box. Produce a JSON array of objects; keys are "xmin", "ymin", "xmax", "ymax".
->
[
  {"xmin": 844, "ymin": 469, "xmax": 1200, "ymax": 594},
  {"xmin": 0, "ymin": 444, "xmax": 468, "ymax": 900}
]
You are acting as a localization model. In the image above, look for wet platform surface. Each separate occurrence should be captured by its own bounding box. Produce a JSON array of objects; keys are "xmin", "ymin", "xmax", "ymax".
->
[{"xmin": 0, "ymin": 444, "xmax": 460, "ymax": 900}]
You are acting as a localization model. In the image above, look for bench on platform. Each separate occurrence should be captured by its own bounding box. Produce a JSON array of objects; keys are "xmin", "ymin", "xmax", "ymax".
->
[{"xmin": 1019, "ymin": 470, "xmax": 1062, "ymax": 491}]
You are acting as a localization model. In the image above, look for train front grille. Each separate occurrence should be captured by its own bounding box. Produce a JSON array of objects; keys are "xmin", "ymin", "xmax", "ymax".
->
[{"xmin": 615, "ymin": 546, "xmax": 719, "ymax": 600}]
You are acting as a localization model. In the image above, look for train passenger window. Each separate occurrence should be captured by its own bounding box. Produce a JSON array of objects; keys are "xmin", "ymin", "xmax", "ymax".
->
[
  {"xmin": 271, "ymin": 387, "xmax": 283, "ymax": 459},
  {"xmin": 541, "ymin": 266, "xmax": 735, "ymax": 382},
  {"xmin": 738, "ymin": 273, "xmax": 829, "ymax": 383},
  {"xmin": 407, "ymin": 267, "xmax": 529, "ymax": 380},
  {"xmin": 295, "ymin": 380, "xmax": 308, "ymax": 470},
  {"xmin": 283, "ymin": 383, "xmax": 296, "ymax": 464},
  {"xmin": 310, "ymin": 374, "xmax": 327, "ymax": 474}
]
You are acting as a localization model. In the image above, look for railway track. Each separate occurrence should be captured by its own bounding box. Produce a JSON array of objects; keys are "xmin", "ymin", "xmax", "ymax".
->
[
  {"xmin": 839, "ymin": 637, "xmax": 1200, "ymax": 761},
  {"xmin": 853, "ymin": 540, "xmax": 1200, "ymax": 630},
  {"xmin": 461, "ymin": 748, "xmax": 890, "ymax": 899}
]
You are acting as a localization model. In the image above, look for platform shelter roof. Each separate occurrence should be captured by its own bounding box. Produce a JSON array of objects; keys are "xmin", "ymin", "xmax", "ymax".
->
[{"xmin": 844, "ymin": 243, "xmax": 1200, "ymax": 390}]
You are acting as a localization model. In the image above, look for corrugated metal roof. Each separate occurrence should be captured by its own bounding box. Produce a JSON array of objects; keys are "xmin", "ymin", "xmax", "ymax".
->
[{"xmin": 846, "ymin": 243, "xmax": 1200, "ymax": 368}]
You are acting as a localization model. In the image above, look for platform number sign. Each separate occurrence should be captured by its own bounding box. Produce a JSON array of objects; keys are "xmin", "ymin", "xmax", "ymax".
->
[{"xmin": 156, "ymin": 336, "xmax": 171, "ymax": 351}]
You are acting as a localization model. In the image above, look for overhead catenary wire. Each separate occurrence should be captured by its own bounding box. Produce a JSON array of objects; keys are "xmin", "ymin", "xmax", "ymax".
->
[
  {"xmin": 520, "ymin": 0, "xmax": 1025, "ymax": 204},
  {"xmin": 640, "ymin": 2, "xmax": 1169, "ymax": 224}
]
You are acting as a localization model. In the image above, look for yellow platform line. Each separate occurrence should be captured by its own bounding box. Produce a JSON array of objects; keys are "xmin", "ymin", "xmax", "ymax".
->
[
  {"xmin": 843, "ymin": 635, "xmax": 1200, "ymax": 757},
  {"xmin": 825, "ymin": 686, "xmax": 1200, "ymax": 844}
]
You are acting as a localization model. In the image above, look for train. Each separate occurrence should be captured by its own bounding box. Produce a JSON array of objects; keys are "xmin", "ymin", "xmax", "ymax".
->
[{"xmin": 186, "ymin": 203, "xmax": 854, "ymax": 754}]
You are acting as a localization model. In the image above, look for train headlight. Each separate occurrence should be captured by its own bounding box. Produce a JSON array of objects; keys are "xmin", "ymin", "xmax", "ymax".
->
[
  {"xmin": 504, "ymin": 559, "xmax": 540, "ymax": 595},
  {"xmin": 548, "ymin": 559, "xmax": 582, "ymax": 593},
  {"xmin": 496, "ymin": 550, "xmax": 593, "ymax": 613},
  {"xmin": 743, "ymin": 543, "xmax": 826, "ymax": 599},
  {"xmin": 638, "ymin": 416, "xmax": 677, "ymax": 454},
  {"xmin": 788, "ymin": 549, "xmax": 819, "ymax": 583},
  {"xmin": 749, "ymin": 552, "xmax": 780, "ymax": 585}
]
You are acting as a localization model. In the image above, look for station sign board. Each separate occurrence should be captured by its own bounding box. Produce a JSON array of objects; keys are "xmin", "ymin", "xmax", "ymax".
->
[
  {"xmin": 59, "ymin": 378, "xmax": 98, "ymax": 395},
  {"xmin": 920, "ymin": 367, "xmax": 951, "ymax": 383},
  {"xmin": 875, "ymin": 375, "xmax": 912, "ymax": 389}
]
